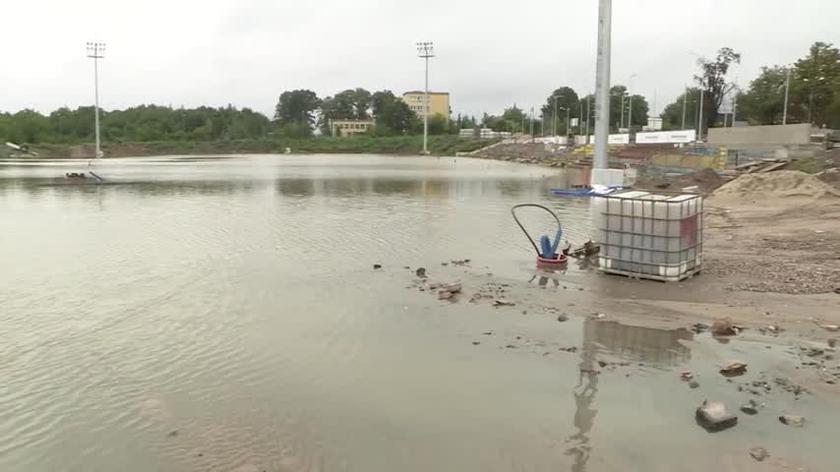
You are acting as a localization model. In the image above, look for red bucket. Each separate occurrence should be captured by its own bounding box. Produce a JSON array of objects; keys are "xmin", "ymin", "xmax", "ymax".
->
[{"xmin": 536, "ymin": 254, "xmax": 568, "ymax": 267}]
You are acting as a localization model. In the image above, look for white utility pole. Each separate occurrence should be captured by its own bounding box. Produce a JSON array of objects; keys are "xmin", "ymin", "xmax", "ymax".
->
[
  {"xmin": 698, "ymin": 88, "xmax": 705, "ymax": 140},
  {"xmin": 681, "ymin": 87, "xmax": 688, "ymax": 130},
  {"xmin": 619, "ymin": 92, "xmax": 625, "ymax": 129},
  {"xmin": 731, "ymin": 91, "xmax": 738, "ymax": 127},
  {"xmin": 565, "ymin": 107, "xmax": 571, "ymax": 136},
  {"xmin": 782, "ymin": 67, "xmax": 791, "ymax": 125},
  {"xmin": 86, "ymin": 41, "xmax": 105, "ymax": 159},
  {"xmin": 554, "ymin": 95, "xmax": 559, "ymax": 136},
  {"xmin": 416, "ymin": 42, "xmax": 434, "ymax": 155},
  {"xmin": 592, "ymin": 0, "xmax": 612, "ymax": 174}
]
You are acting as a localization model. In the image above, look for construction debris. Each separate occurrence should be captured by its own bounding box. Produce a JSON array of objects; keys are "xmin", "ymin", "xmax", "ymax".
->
[
  {"xmin": 696, "ymin": 401, "xmax": 738, "ymax": 432},
  {"xmin": 720, "ymin": 362, "xmax": 748, "ymax": 377},
  {"xmin": 779, "ymin": 415, "xmax": 805, "ymax": 427},
  {"xmin": 711, "ymin": 318, "xmax": 740, "ymax": 336}
]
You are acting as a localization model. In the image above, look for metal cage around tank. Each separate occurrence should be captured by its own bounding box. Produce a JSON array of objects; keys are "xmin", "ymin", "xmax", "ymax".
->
[{"xmin": 593, "ymin": 191, "xmax": 704, "ymax": 282}]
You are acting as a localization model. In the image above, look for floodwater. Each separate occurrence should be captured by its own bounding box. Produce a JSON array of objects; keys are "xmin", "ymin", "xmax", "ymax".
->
[{"xmin": 1, "ymin": 154, "xmax": 837, "ymax": 471}]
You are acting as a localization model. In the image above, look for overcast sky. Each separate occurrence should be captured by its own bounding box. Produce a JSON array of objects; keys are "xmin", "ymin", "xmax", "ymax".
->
[{"xmin": 2, "ymin": 0, "xmax": 836, "ymax": 119}]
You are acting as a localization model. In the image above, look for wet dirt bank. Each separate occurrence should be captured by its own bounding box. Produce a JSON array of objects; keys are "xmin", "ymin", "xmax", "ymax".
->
[{"xmin": 388, "ymin": 258, "xmax": 840, "ymax": 471}]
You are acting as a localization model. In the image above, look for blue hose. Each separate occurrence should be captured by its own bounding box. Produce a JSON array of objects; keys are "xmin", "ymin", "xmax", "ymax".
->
[{"xmin": 540, "ymin": 227, "xmax": 563, "ymax": 258}]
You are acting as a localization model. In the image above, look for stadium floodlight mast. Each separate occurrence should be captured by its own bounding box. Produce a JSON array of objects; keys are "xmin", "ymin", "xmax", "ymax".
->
[
  {"xmin": 592, "ymin": 0, "xmax": 612, "ymax": 181},
  {"xmin": 86, "ymin": 41, "xmax": 105, "ymax": 159},
  {"xmin": 416, "ymin": 42, "xmax": 435, "ymax": 155}
]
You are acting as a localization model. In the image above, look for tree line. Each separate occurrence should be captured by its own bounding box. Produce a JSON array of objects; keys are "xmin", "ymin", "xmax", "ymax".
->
[
  {"xmin": 481, "ymin": 85, "xmax": 649, "ymax": 135},
  {"xmin": 273, "ymin": 88, "xmax": 456, "ymax": 137},
  {"xmin": 0, "ymin": 105, "xmax": 271, "ymax": 145},
  {"xmin": 660, "ymin": 42, "xmax": 840, "ymax": 131}
]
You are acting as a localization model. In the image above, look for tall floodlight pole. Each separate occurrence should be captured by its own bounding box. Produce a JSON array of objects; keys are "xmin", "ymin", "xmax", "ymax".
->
[
  {"xmin": 86, "ymin": 41, "xmax": 105, "ymax": 159},
  {"xmin": 626, "ymin": 73, "xmax": 637, "ymax": 131},
  {"xmin": 554, "ymin": 95, "xmax": 559, "ymax": 136},
  {"xmin": 592, "ymin": 0, "xmax": 612, "ymax": 176},
  {"xmin": 782, "ymin": 67, "xmax": 791, "ymax": 125},
  {"xmin": 681, "ymin": 87, "xmax": 688, "ymax": 130},
  {"xmin": 416, "ymin": 42, "xmax": 434, "ymax": 155}
]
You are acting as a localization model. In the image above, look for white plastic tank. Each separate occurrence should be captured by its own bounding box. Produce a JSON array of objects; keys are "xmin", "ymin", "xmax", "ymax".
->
[{"xmin": 594, "ymin": 191, "xmax": 703, "ymax": 282}]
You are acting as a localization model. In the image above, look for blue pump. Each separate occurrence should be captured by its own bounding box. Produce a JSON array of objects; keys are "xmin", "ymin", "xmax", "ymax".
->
[{"xmin": 511, "ymin": 204, "xmax": 565, "ymax": 261}]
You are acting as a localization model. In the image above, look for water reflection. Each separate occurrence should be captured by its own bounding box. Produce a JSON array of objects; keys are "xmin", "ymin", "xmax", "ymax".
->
[
  {"xmin": 565, "ymin": 319, "xmax": 693, "ymax": 471},
  {"xmin": 586, "ymin": 320, "xmax": 693, "ymax": 365}
]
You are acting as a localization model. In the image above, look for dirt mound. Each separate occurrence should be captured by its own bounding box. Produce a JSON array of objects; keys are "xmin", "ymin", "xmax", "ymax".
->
[
  {"xmin": 711, "ymin": 170, "xmax": 840, "ymax": 202},
  {"xmin": 634, "ymin": 168, "xmax": 725, "ymax": 194}
]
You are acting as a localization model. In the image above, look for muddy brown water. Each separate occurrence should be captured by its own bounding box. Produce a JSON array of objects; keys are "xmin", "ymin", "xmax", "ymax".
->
[{"xmin": 1, "ymin": 155, "xmax": 837, "ymax": 471}]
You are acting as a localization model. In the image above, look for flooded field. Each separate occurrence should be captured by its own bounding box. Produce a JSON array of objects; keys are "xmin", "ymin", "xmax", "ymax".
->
[{"xmin": 1, "ymin": 155, "xmax": 837, "ymax": 471}]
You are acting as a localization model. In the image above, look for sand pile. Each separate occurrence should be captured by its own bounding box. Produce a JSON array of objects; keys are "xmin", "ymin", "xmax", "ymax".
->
[
  {"xmin": 634, "ymin": 168, "xmax": 724, "ymax": 194},
  {"xmin": 710, "ymin": 170, "xmax": 840, "ymax": 202}
]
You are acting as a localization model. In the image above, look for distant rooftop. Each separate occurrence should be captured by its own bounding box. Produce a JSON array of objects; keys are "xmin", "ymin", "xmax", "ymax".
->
[{"xmin": 402, "ymin": 91, "xmax": 449, "ymax": 96}]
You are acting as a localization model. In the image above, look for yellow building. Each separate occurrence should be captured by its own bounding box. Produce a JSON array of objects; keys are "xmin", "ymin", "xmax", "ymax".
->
[
  {"xmin": 329, "ymin": 119, "xmax": 375, "ymax": 137},
  {"xmin": 401, "ymin": 91, "xmax": 450, "ymax": 123}
]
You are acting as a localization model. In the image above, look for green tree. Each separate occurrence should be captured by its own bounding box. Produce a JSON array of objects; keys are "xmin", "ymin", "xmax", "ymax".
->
[
  {"xmin": 274, "ymin": 90, "xmax": 320, "ymax": 135},
  {"xmin": 695, "ymin": 47, "xmax": 741, "ymax": 134},
  {"xmin": 370, "ymin": 90, "xmax": 418, "ymax": 135},
  {"xmin": 428, "ymin": 113, "xmax": 448, "ymax": 135},
  {"xmin": 660, "ymin": 87, "xmax": 701, "ymax": 130},
  {"xmin": 736, "ymin": 66, "xmax": 788, "ymax": 125},
  {"xmin": 793, "ymin": 42, "xmax": 840, "ymax": 126},
  {"xmin": 541, "ymin": 87, "xmax": 579, "ymax": 135}
]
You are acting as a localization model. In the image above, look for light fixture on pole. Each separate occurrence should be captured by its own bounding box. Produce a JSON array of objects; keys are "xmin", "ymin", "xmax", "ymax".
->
[
  {"xmin": 86, "ymin": 41, "xmax": 105, "ymax": 159},
  {"xmin": 416, "ymin": 41, "xmax": 434, "ymax": 155}
]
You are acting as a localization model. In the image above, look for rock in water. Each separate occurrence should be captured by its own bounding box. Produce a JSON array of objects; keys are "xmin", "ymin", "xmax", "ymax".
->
[
  {"xmin": 740, "ymin": 400, "xmax": 759, "ymax": 415},
  {"xmin": 557, "ymin": 314, "xmax": 569, "ymax": 322},
  {"xmin": 415, "ymin": 267, "xmax": 427, "ymax": 278},
  {"xmin": 779, "ymin": 415, "xmax": 805, "ymax": 427},
  {"xmin": 696, "ymin": 401, "xmax": 738, "ymax": 432},
  {"xmin": 749, "ymin": 447, "xmax": 769, "ymax": 462},
  {"xmin": 720, "ymin": 362, "xmax": 748, "ymax": 377},
  {"xmin": 373, "ymin": 264, "xmax": 382, "ymax": 270},
  {"xmin": 712, "ymin": 318, "xmax": 738, "ymax": 336}
]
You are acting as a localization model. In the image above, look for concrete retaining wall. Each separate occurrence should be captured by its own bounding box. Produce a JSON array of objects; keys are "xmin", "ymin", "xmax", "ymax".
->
[{"xmin": 708, "ymin": 124, "xmax": 812, "ymax": 147}]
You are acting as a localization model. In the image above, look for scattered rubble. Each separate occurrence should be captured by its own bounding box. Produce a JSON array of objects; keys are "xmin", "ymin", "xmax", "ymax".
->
[
  {"xmin": 778, "ymin": 415, "xmax": 805, "ymax": 427},
  {"xmin": 711, "ymin": 318, "xmax": 740, "ymax": 336},
  {"xmin": 493, "ymin": 299, "xmax": 515, "ymax": 307},
  {"xmin": 740, "ymin": 400, "xmax": 759, "ymax": 415},
  {"xmin": 696, "ymin": 401, "xmax": 738, "ymax": 432},
  {"xmin": 774, "ymin": 377, "xmax": 809, "ymax": 397},
  {"xmin": 690, "ymin": 322, "xmax": 710, "ymax": 334},
  {"xmin": 557, "ymin": 314, "xmax": 569, "ymax": 322},
  {"xmin": 433, "ymin": 282, "xmax": 462, "ymax": 300},
  {"xmin": 749, "ymin": 447, "xmax": 769, "ymax": 462},
  {"xmin": 720, "ymin": 362, "xmax": 748, "ymax": 377}
]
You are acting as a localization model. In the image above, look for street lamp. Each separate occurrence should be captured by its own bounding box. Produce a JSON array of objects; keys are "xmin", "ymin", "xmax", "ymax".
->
[
  {"xmin": 558, "ymin": 107, "xmax": 570, "ymax": 137},
  {"xmin": 86, "ymin": 41, "xmax": 105, "ymax": 159},
  {"xmin": 416, "ymin": 41, "xmax": 434, "ymax": 155},
  {"xmin": 627, "ymin": 73, "xmax": 637, "ymax": 131}
]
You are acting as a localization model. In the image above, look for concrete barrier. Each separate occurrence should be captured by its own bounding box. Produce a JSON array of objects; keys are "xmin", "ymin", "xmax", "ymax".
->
[{"xmin": 708, "ymin": 124, "xmax": 813, "ymax": 147}]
